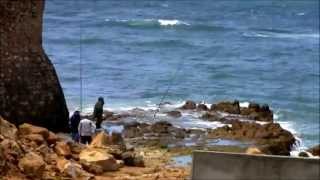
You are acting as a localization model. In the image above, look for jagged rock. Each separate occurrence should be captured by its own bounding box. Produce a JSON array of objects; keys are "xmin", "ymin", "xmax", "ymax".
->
[
  {"xmin": 181, "ymin": 100, "xmax": 197, "ymax": 110},
  {"xmin": 240, "ymin": 102, "xmax": 273, "ymax": 122},
  {"xmin": 19, "ymin": 123, "xmax": 49, "ymax": 139},
  {"xmin": 197, "ymin": 104, "xmax": 209, "ymax": 111},
  {"xmin": 57, "ymin": 158, "xmax": 93, "ymax": 179},
  {"xmin": 90, "ymin": 132, "xmax": 112, "ymax": 148},
  {"xmin": 0, "ymin": 0, "xmax": 69, "ymax": 132},
  {"xmin": 79, "ymin": 148, "xmax": 120, "ymax": 172},
  {"xmin": 46, "ymin": 131, "xmax": 60, "ymax": 145},
  {"xmin": 208, "ymin": 120, "xmax": 296, "ymax": 155},
  {"xmin": 54, "ymin": 141, "xmax": 72, "ymax": 158},
  {"xmin": 210, "ymin": 100, "xmax": 240, "ymax": 114},
  {"xmin": 0, "ymin": 116, "xmax": 18, "ymax": 140},
  {"xmin": 18, "ymin": 152, "xmax": 45, "ymax": 178},
  {"xmin": 166, "ymin": 111, "xmax": 182, "ymax": 118},
  {"xmin": 25, "ymin": 134, "xmax": 45, "ymax": 145},
  {"xmin": 307, "ymin": 145, "xmax": 320, "ymax": 156}
]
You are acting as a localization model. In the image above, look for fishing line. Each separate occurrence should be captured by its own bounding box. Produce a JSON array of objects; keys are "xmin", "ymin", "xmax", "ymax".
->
[{"xmin": 152, "ymin": 58, "xmax": 186, "ymax": 121}]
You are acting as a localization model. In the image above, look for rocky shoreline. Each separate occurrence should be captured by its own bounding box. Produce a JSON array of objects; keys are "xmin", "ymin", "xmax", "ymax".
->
[{"xmin": 1, "ymin": 100, "xmax": 319, "ymax": 179}]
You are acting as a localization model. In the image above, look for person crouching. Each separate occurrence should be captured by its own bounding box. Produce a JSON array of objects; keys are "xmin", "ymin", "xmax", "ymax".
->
[{"xmin": 78, "ymin": 118, "xmax": 95, "ymax": 144}]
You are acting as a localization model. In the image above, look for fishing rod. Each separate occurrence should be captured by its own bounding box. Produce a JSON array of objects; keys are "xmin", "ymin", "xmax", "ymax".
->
[{"xmin": 152, "ymin": 57, "xmax": 186, "ymax": 121}]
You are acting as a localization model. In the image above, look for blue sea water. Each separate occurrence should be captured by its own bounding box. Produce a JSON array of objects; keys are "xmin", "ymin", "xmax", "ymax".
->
[{"xmin": 43, "ymin": 0, "xmax": 319, "ymax": 148}]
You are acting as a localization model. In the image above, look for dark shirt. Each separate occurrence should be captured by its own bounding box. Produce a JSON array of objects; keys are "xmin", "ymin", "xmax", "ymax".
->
[
  {"xmin": 70, "ymin": 112, "xmax": 81, "ymax": 133},
  {"xmin": 93, "ymin": 101, "xmax": 103, "ymax": 118}
]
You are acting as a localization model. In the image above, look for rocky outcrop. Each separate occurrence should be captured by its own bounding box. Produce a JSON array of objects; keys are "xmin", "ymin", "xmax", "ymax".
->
[
  {"xmin": 181, "ymin": 100, "xmax": 197, "ymax": 110},
  {"xmin": 307, "ymin": 145, "xmax": 320, "ymax": 156},
  {"xmin": 0, "ymin": 0, "xmax": 69, "ymax": 131},
  {"xmin": 210, "ymin": 100, "xmax": 241, "ymax": 114},
  {"xmin": 208, "ymin": 120, "xmax": 296, "ymax": 155},
  {"xmin": 240, "ymin": 103, "xmax": 273, "ymax": 122}
]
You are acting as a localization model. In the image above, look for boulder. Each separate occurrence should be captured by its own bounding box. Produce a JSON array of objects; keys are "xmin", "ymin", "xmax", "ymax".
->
[
  {"xmin": 166, "ymin": 111, "xmax": 182, "ymax": 118},
  {"xmin": 298, "ymin": 151, "xmax": 310, "ymax": 157},
  {"xmin": 25, "ymin": 134, "xmax": 45, "ymax": 145},
  {"xmin": 18, "ymin": 152, "xmax": 45, "ymax": 178},
  {"xmin": 57, "ymin": 158, "xmax": 93, "ymax": 179},
  {"xmin": 181, "ymin": 100, "xmax": 197, "ymax": 110},
  {"xmin": 197, "ymin": 104, "xmax": 209, "ymax": 111},
  {"xmin": 46, "ymin": 131, "xmax": 60, "ymax": 145},
  {"xmin": 201, "ymin": 112, "xmax": 224, "ymax": 122},
  {"xmin": 90, "ymin": 132, "xmax": 112, "ymax": 148},
  {"xmin": 307, "ymin": 145, "xmax": 320, "ymax": 156},
  {"xmin": 210, "ymin": 101, "xmax": 240, "ymax": 114},
  {"xmin": 19, "ymin": 123, "xmax": 49, "ymax": 139},
  {"xmin": 121, "ymin": 151, "xmax": 145, "ymax": 167},
  {"xmin": 0, "ymin": 0, "xmax": 69, "ymax": 132},
  {"xmin": 208, "ymin": 120, "xmax": 296, "ymax": 155},
  {"xmin": 0, "ymin": 117, "xmax": 18, "ymax": 140},
  {"xmin": 79, "ymin": 148, "xmax": 120, "ymax": 172},
  {"xmin": 54, "ymin": 141, "xmax": 72, "ymax": 158},
  {"xmin": 246, "ymin": 147, "xmax": 264, "ymax": 155}
]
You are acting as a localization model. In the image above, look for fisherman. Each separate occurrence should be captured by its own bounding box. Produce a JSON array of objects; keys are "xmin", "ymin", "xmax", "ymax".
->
[
  {"xmin": 78, "ymin": 118, "xmax": 95, "ymax": 144},
  {"xmin": 70, "ymin": 110, "xmax": 81, "ymax": 142},
  {"xmin": 93, "ymin": 97, "xmax": 104, "ymax": 129}
]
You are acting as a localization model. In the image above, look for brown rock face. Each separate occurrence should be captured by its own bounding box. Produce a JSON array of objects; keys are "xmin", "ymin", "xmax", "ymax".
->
[
  {"xmin": 307, "ymin": 145, "xmax": 320, "ymax": 156},
  {"xmin": 208, "ymin": 120, "xmax": 296, "ymax": 155},
  {"xmin": 0, "ymin": 0, "xmax": 69, "ymax": 131}
]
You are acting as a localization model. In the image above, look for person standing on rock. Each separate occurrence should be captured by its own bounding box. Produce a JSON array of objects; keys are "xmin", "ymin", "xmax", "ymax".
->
[
  {"xmin": 93, "ymin": 97, "xmax": 104, "ymax": 129},
  {"xmin": 78, "ymin": 118, "xmax": 95, "ymax": 144},
  {"xmin": 70, "ymin": 110, "xmax": 81, "ymax": 142}
]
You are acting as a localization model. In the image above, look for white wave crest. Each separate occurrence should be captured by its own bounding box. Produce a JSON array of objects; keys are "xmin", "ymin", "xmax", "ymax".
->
[{"xmin": 158, "ymin": 19, "xmax": 190, "ymax": 26}]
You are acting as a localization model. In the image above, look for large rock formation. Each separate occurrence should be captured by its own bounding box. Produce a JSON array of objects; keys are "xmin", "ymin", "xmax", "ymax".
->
[{"xmin": 0, "ymin": 0, "xmax": 69, "ymax": 131}]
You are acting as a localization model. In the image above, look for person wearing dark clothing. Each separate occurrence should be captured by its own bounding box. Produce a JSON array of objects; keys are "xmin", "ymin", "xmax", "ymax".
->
[
  {"xmin": 93, "ymin": 97, "xmax": 104, "ymax": 129},
  {"xmin": 70, "ymin": 110, "xmax": 81, "ymax": 142}
]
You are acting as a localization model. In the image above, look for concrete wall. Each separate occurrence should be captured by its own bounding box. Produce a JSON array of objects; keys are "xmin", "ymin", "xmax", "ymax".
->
[{"xmin": 192, "ymin": 151, "xmax": 320, "ymax": 180}]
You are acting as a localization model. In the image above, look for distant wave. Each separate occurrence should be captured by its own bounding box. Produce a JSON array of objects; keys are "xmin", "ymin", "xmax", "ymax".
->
[
  {"xmin": 243, "ymin": 29, "xmax": 319, "ymax": 40},
  {"xmin": 104, "ymin": 18, "xmax": 233, "ymax": 32},
  {"xmin": 105, "ymin": 18, "xmax": 190, "ymax": 27}
]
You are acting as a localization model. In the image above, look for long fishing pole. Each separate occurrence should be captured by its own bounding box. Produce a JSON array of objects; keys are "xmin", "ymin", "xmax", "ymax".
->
[{"xmin": 152, "ymin": 58, "xmax": 186, "ymax": 121}]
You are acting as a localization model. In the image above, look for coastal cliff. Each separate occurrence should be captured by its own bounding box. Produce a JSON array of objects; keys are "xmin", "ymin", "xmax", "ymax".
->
[{"xmin": 0, "ymin": 0, "xmax": 69, "ymax": 131}]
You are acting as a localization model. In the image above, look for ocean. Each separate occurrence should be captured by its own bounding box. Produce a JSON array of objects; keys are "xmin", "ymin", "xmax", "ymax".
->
[{"xmin": 43, "ymin": 0, "xmax": 319, "ymax": 149}]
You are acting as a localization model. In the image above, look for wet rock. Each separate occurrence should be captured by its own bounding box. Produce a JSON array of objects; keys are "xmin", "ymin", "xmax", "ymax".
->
[
  {"xmin": 19, "ymin": 123, "xmax": 49, "ymax": 139},
  {"xmin": 166, "ymin": 111, "xmax": 182, "ymax": 118},
  {"xmin": 54, "ymin": 141, "xmax": 72, "ymax": 158},
  {"xmin": 103, "ymin": 110, "xmax": 114, "ymax": 120},
  {"xmin": 201, "ymin": 111, "xmax": 224, "ymax": 122},
  {"xmin": 240, "ymin": 102, "xmax": 273, "ymax": 122},
  {"xmin": 298, "ymin": 151, "xmax": 310, "ymax": 157},
  {"xmin": 0, "ymin": 116, "xmax": 17, "ymax": 140},
  {"xmin": 208, "ymin": 120, "xmax": 296, "ymax": 155},
  {"xmin": 181, "ymin": 100, "xmax": 197, "ymax": 110},
  {"xmin": 210, "ymin": 100, "xmax": 241, "ymax": 114},
  {"xmin": 18, "ymin": 152, "xmax": 45, "ymax": 178},
  {"xmin": 79, "ymin": 148, "xmax": 120, "ymax": 172},
  {"xmin": 307, "ymin": 145, "xmax": 320, "ymax": 156},
  {"xmin": 197, "ymin": 104, "xmax": 209, "ymax": 111}
]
